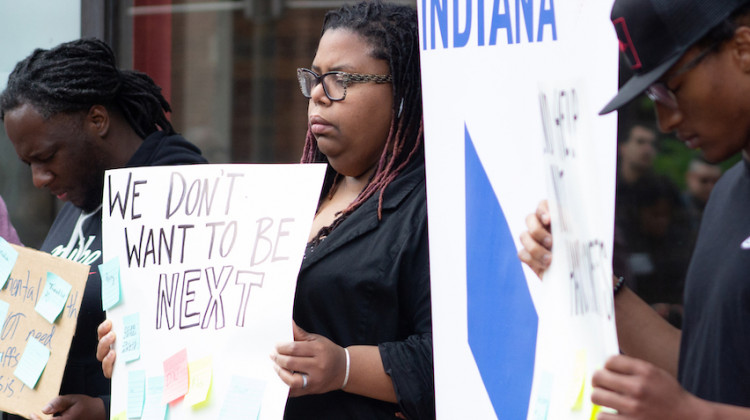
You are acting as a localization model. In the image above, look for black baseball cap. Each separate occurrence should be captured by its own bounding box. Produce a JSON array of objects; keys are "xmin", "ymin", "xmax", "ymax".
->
[{"xmin": 599, "ymin": 0, "xmax": 748, "ymax": 115}]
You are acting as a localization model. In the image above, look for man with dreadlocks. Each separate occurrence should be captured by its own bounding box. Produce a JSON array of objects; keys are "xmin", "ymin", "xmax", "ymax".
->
[
  {"xmin": 268, "ymin": 1, "xmax": 432, "ymax": 419},
  {"xmin": 0, "ymin": 38, "xmax": 206, "ymax": 420}
]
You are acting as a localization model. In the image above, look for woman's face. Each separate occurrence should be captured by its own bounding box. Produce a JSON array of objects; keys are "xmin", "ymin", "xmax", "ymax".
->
[{"xmin": 308, "ymin": 28, "xmax": 393, "ymax": 178}]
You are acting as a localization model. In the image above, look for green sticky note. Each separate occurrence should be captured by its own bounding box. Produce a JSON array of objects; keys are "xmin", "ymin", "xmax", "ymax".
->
[
  {"xmin": 98, "ymin": 257, "xmax": 121, "ymax": 311},
  {"xmin": 127, "ymin": 370, "xmax": 146, "ymax": 418},
  {"xmin": 14, "ymin": 337, "xmax": 50, "ymax": 389},
  {"xmin": 143, "ymin": 376, "xmax": 167, "ymax": 420},
  {"xmin": 0, "ymin": 237, "xmax": 18, "ymax": 289},
  {"xmin": 121, "ymin": 313, "xmax": 141, "ymax": 363},
  {"xmin": 219, "ymin": 376, "xmax": 265, "ymax": 420},
  {"xmin": 34, "ymin": 272, "xmax": 72, "ymax": 324}
]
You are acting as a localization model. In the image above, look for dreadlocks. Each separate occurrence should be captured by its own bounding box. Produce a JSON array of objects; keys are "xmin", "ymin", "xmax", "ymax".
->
[
  {"xmin": 0, "ymin": 38, "xmax": 173, "ymax": 139},
  {"xmin": 301, "ymin": 0, "xmax": 424, "ymax": 243}
]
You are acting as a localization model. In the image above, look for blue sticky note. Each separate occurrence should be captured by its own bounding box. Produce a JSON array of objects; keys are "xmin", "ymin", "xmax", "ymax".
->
[
  {"xmin": 14, "ymin": 337, "xmax": 50, "ymax": 389},
  {"xmin": 219, "ymin": 376, "xmax": 265, "ymax": 420},
  {"xmin": 128, "ymin": 370, "xmax": 146, "ymax": 418},
  {"xmin": 98, "ymin": 257, "xmax": 121, "ymax": 311},
  {"xmin": 34, "ymin": 272, "xmax": 72, "ymax": 324},
  {"xmin": 142, "ymin": 376, "xmax": 167, "ymax": 420},
  {"xmin": 122, "ymin": 313, "xmax": 141, "ymax": 363},
  {"xmin": 0, "ymin": 238, "xmax": 18, "ymax": 290}
]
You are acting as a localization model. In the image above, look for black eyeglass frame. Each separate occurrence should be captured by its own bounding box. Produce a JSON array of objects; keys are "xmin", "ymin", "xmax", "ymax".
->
[
  {"xmin": 296, "ymin": 68, "xmax": 392, "ymax": 101},
  {"xmin": 645, "ymin": 39, "xmax": 723, "ymax": 110}
]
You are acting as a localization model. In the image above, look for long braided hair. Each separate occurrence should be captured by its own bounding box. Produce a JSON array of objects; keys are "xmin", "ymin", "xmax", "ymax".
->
[
  {"xmin": 0, "ymin": 38, "xmax": 173, "ymax": 138},
  {"xmin": 302, "ymin": 0, "xmax": 424, "ymax": 243}
]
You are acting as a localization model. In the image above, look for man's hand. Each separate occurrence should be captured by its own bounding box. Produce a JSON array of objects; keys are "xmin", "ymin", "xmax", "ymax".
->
[
  {"xmin": 591, "ymin": 355, "xmax": 707, "ymax": 420},
  {"xmin": 30, "ymin": 394, "xmax": 106, "ymax": 420},
  {"xmin": 96, "ymin": 319, "xmax": 116, "ymax": 378}
]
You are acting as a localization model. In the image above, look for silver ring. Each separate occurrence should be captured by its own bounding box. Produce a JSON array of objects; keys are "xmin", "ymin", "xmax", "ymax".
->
[{"xmin": 301, "ymin": 373, "xmax": 308, "ymax": 389}]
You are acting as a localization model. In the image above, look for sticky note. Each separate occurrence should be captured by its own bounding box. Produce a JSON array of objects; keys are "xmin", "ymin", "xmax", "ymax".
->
[
  {"xmin": 0, "ymin": 238, "xmax": 18, "ymax": 289},
  {"xmin": 127, "ymin": 369, "xmax": 146, "ymax": 418},
  {"xmin": 34, "ymin": 272, "xmax": 72, "ymax": 324},
  {"xmin": 569, "ymin": 349, "xmax": 587, "ymax": 411},
  {"xmin": 162, "ymin": 348, "xmax": 189, "ymax": 403},
  {"xmin": 14, "ymin": 337, "xmax": 50, "ymax": 389},
  {"xmin": 590, "ymin": 404, "xmax": 602, "ymax": 420},
  {"xmin": 531, "ymin": 371, "xmax": 554, "ymax": 420},
  {"xmin": 98, "ymin": 257, "xmax": 121, "ymax": 310},
  {"xmin": 184, "ymin": 356, "xmax": 213, "ymax": 406},
  {"xmin": 113, "ymin": 411, "xmax": 126, "ymax": 420},
  {"xmin": 143, "ymin": 376, "xmax": 167, "ymax": 420},
  {"xmin": 121, "ymin": 313, "xmax": 141, "ymax": 362},
  {"xmin": 219, "ymin": 376, "xmax": 265, "ymax": 420}
]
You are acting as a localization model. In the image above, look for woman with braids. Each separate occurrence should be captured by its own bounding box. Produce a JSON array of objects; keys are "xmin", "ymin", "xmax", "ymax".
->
[
  {"xmin": 97, "ymin": 1, "xmax": 433, "ymax": 418},
  {"xmin": 272, "ymin": 2, "xmax": 433, "ymax": 419},
  {"xmin": 1, "ymin": 38, "xmax": 206, "ymax": 420}
]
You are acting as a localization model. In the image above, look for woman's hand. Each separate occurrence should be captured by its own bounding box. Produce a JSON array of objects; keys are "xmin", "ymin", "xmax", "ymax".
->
[
  {"xmin": 271, "ymin": 322, "xmax": 347, "ymax": 397},
  {"xmin": 518, "ymin": 200, "xmax": 553, "ymax": 278},
  {"xmin": 96, "ymin": 319, "xmax": 116, "ymax": 378}
]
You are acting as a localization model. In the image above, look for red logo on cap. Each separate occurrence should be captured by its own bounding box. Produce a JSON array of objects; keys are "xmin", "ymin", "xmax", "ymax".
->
[{"xmin": 613, "ymin": 17, "xmax": 642, "ymax": 70}]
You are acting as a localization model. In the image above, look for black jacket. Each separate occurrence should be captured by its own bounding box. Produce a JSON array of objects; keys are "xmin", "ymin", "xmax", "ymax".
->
[{"xmin": 285, "ymin": 160, "xmax": 434, "ymax": 420}]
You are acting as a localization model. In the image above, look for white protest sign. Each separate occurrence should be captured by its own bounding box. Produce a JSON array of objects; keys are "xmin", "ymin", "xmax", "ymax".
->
[
  {"xmin": 102, "ymin": 164, "xmax": 326, "ymax": 419},
  {"xmin": 418, "ymin": 0, "xmax": 619, "ymax": 419}
]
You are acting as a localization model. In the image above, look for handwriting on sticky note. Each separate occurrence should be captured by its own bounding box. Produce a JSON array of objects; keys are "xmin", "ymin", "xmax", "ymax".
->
[
  {"xmin": 128, "ymin": 369, "xmax": 146, "ymax": 418},
  {"xmin": 219, "ymin": 376, "xmax": 265, "ymax": 419},
  {"xmin": 98, "ymin": 257, "xmax": 121, "ymax": 310},
  {"xmin": 34, "ymin": 272, "xmax": 72, "ymax": 324},
  {"xmin": 13, "ymin": 337, "xmax": 50, "ymax": 389},
  {"xmin": 143, "ymin": 376, "xmax": 167, "ymax": 420},
  {"xmin": 184, "ymin": 356, "xmax": 213, "ymax": 406},
  {"xmin": 0, "ymin": 238, "xmax": 18, "ymax": 290},
  {"xmin": 121, "ymin": 313, "xmax": 140, "ymax": 362},
  {"xmin": 162, "ymin": 348, "xmax": 189, "ymax": 404}
]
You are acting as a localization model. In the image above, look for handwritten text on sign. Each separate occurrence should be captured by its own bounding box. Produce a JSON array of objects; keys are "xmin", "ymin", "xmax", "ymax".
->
[{"xmin": 103, "ymin": 163, "xmax": 326, "ymax": 420}]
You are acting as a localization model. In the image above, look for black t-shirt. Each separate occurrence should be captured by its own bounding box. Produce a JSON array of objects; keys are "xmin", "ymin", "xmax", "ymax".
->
[{"xmin": 678, "ymin": 157, "xmax": 750, "ymax": 406}]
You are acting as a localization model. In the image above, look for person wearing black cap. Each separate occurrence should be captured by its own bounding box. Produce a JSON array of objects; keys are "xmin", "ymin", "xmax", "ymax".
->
[{"xmin": 519, "ymin": 0, "xmax": 750, "ymax": 418}]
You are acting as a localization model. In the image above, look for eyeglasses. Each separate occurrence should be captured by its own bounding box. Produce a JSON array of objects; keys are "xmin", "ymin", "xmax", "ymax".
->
[
  {"xmin": 645, "ymin": 41, "xmax": 721, "ymax": 110},
  {"xmin": 296, "ymin": 68, "xmax": 392, "ymax": 101}
]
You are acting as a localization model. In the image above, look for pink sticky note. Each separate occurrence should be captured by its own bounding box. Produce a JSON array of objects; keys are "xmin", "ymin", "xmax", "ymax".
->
[{"xmin": 162, "ymin": 349, "xmax": 189, "ymax": 404}]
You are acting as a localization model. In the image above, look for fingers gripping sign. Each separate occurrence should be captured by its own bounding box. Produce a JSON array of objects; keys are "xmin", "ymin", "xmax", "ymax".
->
[
  {"xmin": 271, "ymin": 322, "xmax": 347, "ymax": 397},
  {"xmin": 591, "ymin": 355, "xmax": 705, "ymax": 420},
  {"xmin": 96, "ymin": 319, "xmax": 117, "ymax": 379},
  {"xmin": 518, "ymin": 200, "xmax": 553, "ymax": 278}
]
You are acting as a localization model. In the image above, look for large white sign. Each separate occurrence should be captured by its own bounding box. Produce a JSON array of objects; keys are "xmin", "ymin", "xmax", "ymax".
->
[
  {"xmin": 418, "ymin": 1, "xmax": 619, "ymax": 419},
  {"xmin": 102, "ymin": 164, "xmax": 325, "ymax": 419}
]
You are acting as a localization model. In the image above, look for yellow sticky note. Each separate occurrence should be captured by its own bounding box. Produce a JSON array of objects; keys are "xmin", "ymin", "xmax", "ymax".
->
[
  {"xmin": 112, "ymin": 410, "xmax": 126, "ymax": 420},
  {"xmin": 569, "ymin": 349, "xmax": 587, "ymax": 411},
  {"xmin": 184, "ymin": 355, "xmax": 213, "ymax": 406},
  {"xmin": 590, "ymin": 404, "xmax": 602, "ymax": 420}
]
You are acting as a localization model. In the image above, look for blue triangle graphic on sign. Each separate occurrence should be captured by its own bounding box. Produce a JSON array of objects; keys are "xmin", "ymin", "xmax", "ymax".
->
[{"xmin": 465, "ymin": 125, "xmax": 538, "ymax": 419}]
